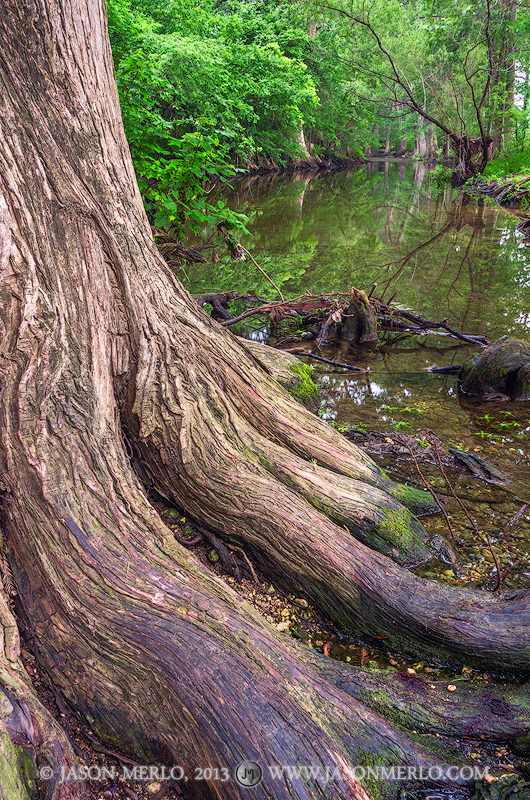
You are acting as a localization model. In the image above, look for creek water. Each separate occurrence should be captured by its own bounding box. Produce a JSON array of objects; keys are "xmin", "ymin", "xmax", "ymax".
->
[{"xmin": 187, "ymin": 158, "xmax": 530, "ymax": 600}]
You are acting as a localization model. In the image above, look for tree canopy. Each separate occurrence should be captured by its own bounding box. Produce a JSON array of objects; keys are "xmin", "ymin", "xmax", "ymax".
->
[{"xmin": 108, "ymin": 0, "xmax": 530, "ymax": 160}]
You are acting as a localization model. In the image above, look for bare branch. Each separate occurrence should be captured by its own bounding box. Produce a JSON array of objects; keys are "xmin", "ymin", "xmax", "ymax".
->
[{"xmin": 323, "ymin": 4, "xmax": 455, "ymax": 136}]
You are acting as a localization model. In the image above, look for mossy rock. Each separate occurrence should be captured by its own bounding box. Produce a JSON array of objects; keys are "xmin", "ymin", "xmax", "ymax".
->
[{"xmin": 459, "ymin": 337, "xmax": 530, "ymax": 400}]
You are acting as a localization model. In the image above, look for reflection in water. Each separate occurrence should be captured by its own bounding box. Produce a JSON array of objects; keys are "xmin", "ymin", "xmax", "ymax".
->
[
  {"xmin": 190, "ymin": 160, "xmax": 530, "ymax": 342},
  {"xmin": 187, "ymin": 161, "xmax": 530, "ymax": 589}
]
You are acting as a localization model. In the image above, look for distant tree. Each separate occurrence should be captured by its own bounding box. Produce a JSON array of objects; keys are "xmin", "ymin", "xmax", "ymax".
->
[{"xmin": 324, "ymin": 0, "xmax": 528, "ymax": 181}]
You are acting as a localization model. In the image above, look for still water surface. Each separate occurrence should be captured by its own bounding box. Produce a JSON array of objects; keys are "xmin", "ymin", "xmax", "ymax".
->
[{"xmin": 188, "ymin": 160, "xmax": 530, "ymax": 592}]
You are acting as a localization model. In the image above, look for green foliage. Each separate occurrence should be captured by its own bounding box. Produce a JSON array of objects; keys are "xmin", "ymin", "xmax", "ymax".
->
[
  {"xmin": 128, "ymin": 0, "xmax": 215, "ymax": 36},
  {"xmin": 329, "ymin": 421, "xmax": 367, "ymax": 435},
  {"xmin": 115, "ymin": 52, "xmax": 248, "ymax": 239},
  {"xmin": 380, "ymin": 405, "xmax": 424, "ymax": 433},
  {"xmin": 381, "ymin": 405, "xmax": 425, "ymax": 415},
  {"xmin": 483, "ymin": 151, "xmax": 530, "ymax": 180},
  {"xmin": 475, "ymin": 412, "xmax": 528, "ymax": 432},
  {"xmin": 184, "ymin": 251, "xmax": 308, "ymax": 300},
  {"xmin": 393, "ymin": 420, "xmax": 412, "ymax": 431},
  {"xmin": 305, "ymin": 0, "xmax": 530, "ymax": 164},
  {"xmin": 155, "ymin": 34, "xmax": 318, "ymax": 162},
  {"xmin": 428, "ymin": 165, "xmax": 453, "ymax": 187},
  {"xmin": 107, "ymin": 0, "xmax": 156, "ymax": 64},
  {"xmin": 107, "ymin": 0, "xmax": 530, "ymax": 187},
  {"xmin": 107, "ymin": 0, "xmax": 378, "ymax": 164}
]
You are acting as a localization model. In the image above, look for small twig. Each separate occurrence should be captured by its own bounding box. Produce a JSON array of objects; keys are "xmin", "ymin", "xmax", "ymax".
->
[
  {"xmin": 498, "ymin": 503, "xmax": 528, "ymax": 543},
  {"xmin": 398, "ymin": 436, "xmax": 456, "ymax": 541},
  {"xmin": 374, "ymin": 301, "xmax": 489, "ymax": 346},
  {"xmin": 239, "ymin": 245, "xmax": 284, "ymax": 302},
  {"xmin": 434, "ymin": 443, "xmax": 505, "ymax": 588},
  {"xmin": 221, "ymin": 305, "xmax": 273, "ymax": 326},
  {"xmin": 487, "ymin": 532, "xmax": 503, "ymax": 592},
  {"xmin": 283, "ymin": 348, "xmax": 369, "ymax": 372},
  {"xmin": 368, "ymin": 283, "xmax": 378, "ymax": 299},
  {"xmin": 304, "ymin": 352, "xmax": 368, "ymax": 371},
  {"xmin": 201, "ymin": 530, "xmax": 242, "ymax": 583},
  {"xmin": 505, "ymin": 503, "xmax": 528, "ymax": 530},
  {"xmin": 225, "ymin": 543, "xmax": 259, "ymax": 584},
  {"xmin": 434, "ymin": 442, "xmax": 479, "ymax": 536}
]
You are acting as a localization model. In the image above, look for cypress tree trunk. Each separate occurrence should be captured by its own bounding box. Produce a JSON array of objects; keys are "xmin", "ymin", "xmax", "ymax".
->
[{"xmin": 0, "ymin": 2, "xmax": 529, "ymax": 799}]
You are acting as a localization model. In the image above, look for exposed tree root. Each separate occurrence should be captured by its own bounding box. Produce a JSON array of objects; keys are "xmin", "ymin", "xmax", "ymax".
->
[
  {"xmin": 316, "ymin": 658, "xmax": 530, "ymax": 743},
  {"xmin": 0, "ymin": 589, "xmax": 86, "ymax": 800}
]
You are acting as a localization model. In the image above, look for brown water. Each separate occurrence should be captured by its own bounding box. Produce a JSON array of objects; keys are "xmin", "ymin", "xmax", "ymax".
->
[{"xmin": 188, "ymin": 159, "xmax": 530, "ymax": 593}]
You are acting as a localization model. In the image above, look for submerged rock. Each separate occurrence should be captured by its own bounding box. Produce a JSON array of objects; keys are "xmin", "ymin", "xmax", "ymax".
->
[
  {"xmin": 449, "ymin": 449, "xmax": 509, "ymax": 486},
  {"xmin": 459, "ymin": 337, "xmax": 530, "ymax": 400}
]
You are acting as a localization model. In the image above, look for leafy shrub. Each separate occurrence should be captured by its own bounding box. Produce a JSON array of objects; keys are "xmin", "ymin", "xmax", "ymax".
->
[{"xmin": 116, "ymin": 52, "xmax": 248, "ymax": 240}]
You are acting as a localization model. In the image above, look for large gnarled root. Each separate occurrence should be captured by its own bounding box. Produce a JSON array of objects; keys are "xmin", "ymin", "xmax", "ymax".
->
[
  {"xmin": 216, "ymin": 340, "xmax": 447, "ymax": 567},
  {"xmin": 118, "ymin": 299, "xmax": 530, "ymax": 669},
  {"xmin": 3, "ymin": 438, "xmax": 470, "ymax": 800}
]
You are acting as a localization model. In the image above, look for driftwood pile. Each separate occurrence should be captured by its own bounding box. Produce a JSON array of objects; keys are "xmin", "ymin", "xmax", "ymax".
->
[{"xmin": 195, "ymin": 287, "xmax": 489, "ymax": 353}]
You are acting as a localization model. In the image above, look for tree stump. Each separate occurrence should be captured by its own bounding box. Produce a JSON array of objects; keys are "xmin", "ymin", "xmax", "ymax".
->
[{"xmin": 340, "ymin": 289, "xmax": 378, "ymax": 347}]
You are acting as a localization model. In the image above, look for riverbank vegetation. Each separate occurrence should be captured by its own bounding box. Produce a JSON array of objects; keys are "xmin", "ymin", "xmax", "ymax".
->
[{"xmin": 108, "ymin": 0, "xmax": 530, "ymax": 196}]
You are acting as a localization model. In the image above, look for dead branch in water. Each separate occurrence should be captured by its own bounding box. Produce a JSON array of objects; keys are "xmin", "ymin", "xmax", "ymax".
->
[
  {"xmin": 282, "ymin": 347, "xmax": 369, "ymax": 372},
  {"xmin": 373, "ymin": 298, "xmax": 489, "ymax": 346},
  {"xmin": 216, "ymin": 290, "xmax": 488, "ymax": 350}
]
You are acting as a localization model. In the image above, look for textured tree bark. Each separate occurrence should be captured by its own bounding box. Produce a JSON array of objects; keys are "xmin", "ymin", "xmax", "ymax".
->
[
  {"xmin": 317, "ymin": 659, "xmax": 530, "ymax": 743},
  {"xmin": 0, "ymin": 2, "xmax": 529, "ymax": 800},
  {"xmin": 0, "ymin": 582, "xmax": 83, "ymax": 800}
]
